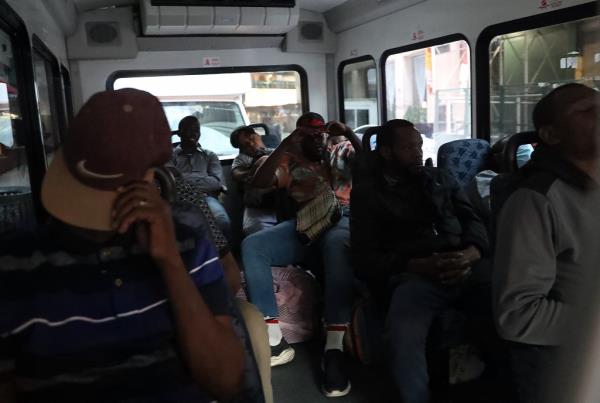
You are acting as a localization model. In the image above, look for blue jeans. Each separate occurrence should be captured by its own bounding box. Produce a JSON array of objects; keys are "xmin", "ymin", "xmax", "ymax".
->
[
  {"xmin": 206, "ymin": 196, "xmax": 232, "ymax": 242},
  {"xmin": 241, "ymin": 215, "xmax": 353, "ymax": 325},
  {"xmin": 386, "ymin": 271, "xmax": 492, "ymax": 403}
]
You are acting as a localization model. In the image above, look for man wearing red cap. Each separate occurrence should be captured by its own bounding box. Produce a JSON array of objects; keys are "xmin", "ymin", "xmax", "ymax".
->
[
  {"xmin": 0, "ymin": 89, "xmax": 256, "ymax": 402},
  {"xmin": 241, "ymin": 112, "xmax": 361, "ymax": 398}
]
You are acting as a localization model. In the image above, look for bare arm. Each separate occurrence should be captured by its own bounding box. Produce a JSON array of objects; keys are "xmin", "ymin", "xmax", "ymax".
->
[
  {"xmin": 159, "ymin": 256, "xmax": 244, "ymax": 400},
  {"xmin": 220, "ymin": 251, "xmax": 242, "ymax": 295},
  {"xmin": 251, "ymin": 128, "xmax": 309, "ymax": 188},
  {"xmin": 0, "ymin": 373, "xmax": 16, "ymax": 403},
  {"xmin": 231, "ymin": 166, "xmax": 253, "ymax": 183},
  {"xmin": 113, "ymin": 182, "xmax": 244, "ymax": 400}
]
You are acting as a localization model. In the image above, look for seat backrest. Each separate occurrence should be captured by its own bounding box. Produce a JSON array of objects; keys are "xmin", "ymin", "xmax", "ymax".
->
[
  {"xmin": 361, "ymin": 126, "xmax": 380, "ymax": 151},
  {"xmin": 437, "ymin": 139, "xmax": 491, "ymax": 188},
  {"xmin": 501, "ymin": 131, "xmax": 538, "ymax": 173}
]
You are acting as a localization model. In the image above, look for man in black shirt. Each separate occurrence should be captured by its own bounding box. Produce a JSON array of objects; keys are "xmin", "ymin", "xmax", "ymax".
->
[{"xmin": 351, "ymin": 119, "xmax": 489, "ymax": 403}]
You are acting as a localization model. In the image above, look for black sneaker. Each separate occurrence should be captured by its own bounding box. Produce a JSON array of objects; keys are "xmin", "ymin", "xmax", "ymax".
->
[
  {"xmin": 322, "ymin": 349, "xmax": 351, "ymax": 397},
  {"xmin": 270, "ymin": 339, "xmax": 295, "ymax": 367}
]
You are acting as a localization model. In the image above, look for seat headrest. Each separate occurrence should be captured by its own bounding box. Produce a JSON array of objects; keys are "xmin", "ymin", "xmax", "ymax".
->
[
  {"xmin": 362, "ymin": 126, "xmax": 381, "ymax": 151},
  {"xmin": 502, "ymin": 131, "xmax": 539, "ymax": 173}
]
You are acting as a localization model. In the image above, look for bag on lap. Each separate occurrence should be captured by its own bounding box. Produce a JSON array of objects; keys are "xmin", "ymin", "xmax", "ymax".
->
[{"xmin": 295, "ymin": 190, "xmax": 342, "ymax": 244}]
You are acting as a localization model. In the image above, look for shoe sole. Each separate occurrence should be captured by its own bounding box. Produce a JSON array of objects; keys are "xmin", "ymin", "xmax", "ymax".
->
[
  {"xmin": 271, "ymin": 347, "xmax": 295, "ymax": 367},
  {"xmin": 322, "ymin": 382, "xmax": 351, "ymax": 398}
]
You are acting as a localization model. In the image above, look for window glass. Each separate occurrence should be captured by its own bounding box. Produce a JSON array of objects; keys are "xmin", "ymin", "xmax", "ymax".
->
[
  {"xmin": 0, "ymin": 29, "xmax": 34, "ymax": 232},
  {"xmin": 341, "ymin": 59, "xmax": 378, "ymax": 131},
  {"xmin": 114, "ymin": 69, "xmax": 304, "ymax": 159},
  {"xmin": 489, "ymin": 15, "xmax": 600, "ymax": 143},
  {"xmin": 32, "ymin": 50, "xmax": 61, "ymax": 165},
  {"xmin": 385, "ymin": 39, "xmax": 471, "ymax": 164}
]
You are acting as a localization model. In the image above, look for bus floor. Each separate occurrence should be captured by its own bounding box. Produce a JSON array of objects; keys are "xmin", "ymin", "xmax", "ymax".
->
[
  {"xmin": 272, "ymin": 339, "xmax": 506, "ymax": 403},
  {"xmin": 272, "ymin": 339, "xmax": 392, "ymax": 403}
]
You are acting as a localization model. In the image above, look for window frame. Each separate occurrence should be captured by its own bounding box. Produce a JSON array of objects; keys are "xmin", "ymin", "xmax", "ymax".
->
[
  {"xmin": 61, "ymin": 64, "xmax": 74, "ymax": 123},
  {"xmin": 0, "ymin": 0, "xmax": 45, "ymax": 219},
  {"xmin": 474, "ymin": 1, "xmax": 597, "ymax": 141},
  {"xmin": 337, "ymin": 55, "xmax": 378, "ymax": 126},
  {"xmin": 32, "ymin": 34, "xmax": 67, "ymax": 147},
  {"xmin": 106, "ymin": 64, "xmax": 310, "ymax": 112},
  {"xmin": 380, "ymin": 33, "xmax": 472, "ymax": 127}
]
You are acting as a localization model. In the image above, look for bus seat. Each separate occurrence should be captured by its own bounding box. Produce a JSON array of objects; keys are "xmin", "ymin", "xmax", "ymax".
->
[
  {"xmin": 501, "ymin": 131, "xmax": 538, "ymax": 173},
  {"xmin": 0, "ymin": 187, "xmax": 36, "ymax": 235},
  {"xmin": 437, "ymin": 139, "xmax": 491, "ymax": 188}
]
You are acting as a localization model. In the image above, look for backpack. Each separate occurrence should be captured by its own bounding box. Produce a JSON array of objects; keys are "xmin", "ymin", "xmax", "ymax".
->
[{"xmin": 343, "ymin": 294, "xmax": 385, "ymax": 365}]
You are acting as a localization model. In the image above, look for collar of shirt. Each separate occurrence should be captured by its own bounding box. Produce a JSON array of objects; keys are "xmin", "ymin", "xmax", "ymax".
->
[{"xmin": 175, "ymin": 145, "xmax": 204, "ymax": 156}]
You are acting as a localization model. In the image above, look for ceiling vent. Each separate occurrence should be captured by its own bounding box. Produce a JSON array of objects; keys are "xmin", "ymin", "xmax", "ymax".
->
[
  {"xmin": 150, "ymin": 0, "xmax": 295, "ymax": 6},
  {"xmin": 141, "ymin": 0, "xmax": 300, "ymax": 35}
]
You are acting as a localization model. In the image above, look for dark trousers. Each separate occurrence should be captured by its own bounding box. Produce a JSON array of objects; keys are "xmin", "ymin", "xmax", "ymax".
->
[
  {"xmin": 385, "ymin": 265, "xmax": 493, "ymax": 403},
  {"xmin": 508, "ymin": 342, "xmax": 556, "ymax": 403}
]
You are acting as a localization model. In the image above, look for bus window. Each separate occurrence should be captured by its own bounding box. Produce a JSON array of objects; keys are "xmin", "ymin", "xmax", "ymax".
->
[
  {"xmin": 0, "ymin": 28, "xmax": 34, "ymax": 231},
  {"xmin": 384, "ymin": 37, "xmax": 471, "ymax": 164},
  {"xmin": 489, "ymin": 15, "xmax": 600, "ymax": 143},
  {"xmin": 61, "ymin": 65, "xmax": 74, "ymax": 122},
  {"xmin": 111, "ymin": 67, "xmax": 306, "ymax": 159},
  {"xmin": 32, "ymin": 38, "xmax": 63, "ymax": 166},
  {"xmin": 338, "ymin": 56, "xmax": 378, "ymax": 131}
]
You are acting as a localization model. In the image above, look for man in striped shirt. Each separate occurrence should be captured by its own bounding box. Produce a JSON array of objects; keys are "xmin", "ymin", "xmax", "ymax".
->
[{"xmin": 0, "ymin": 89, "xmax": 250, "ymax": 402}]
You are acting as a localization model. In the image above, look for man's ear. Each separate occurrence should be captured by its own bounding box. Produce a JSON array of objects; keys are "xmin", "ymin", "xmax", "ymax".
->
[{"xmin": 538, "ymin": 126, "xmax": 560, "ymax": 146}]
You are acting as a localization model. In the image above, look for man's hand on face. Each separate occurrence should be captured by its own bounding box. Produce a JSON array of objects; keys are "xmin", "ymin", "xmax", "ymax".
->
[
  {"xmin": 280, "ymin": 127, "xmax": 317, "ymax": 150},
  {"xmin": 112, "ymin": 181, "xmax": 180, "ymax": 265},
  {"xmin": 326, "ymin": 121, "xmax": 350, "ymax": 138}
]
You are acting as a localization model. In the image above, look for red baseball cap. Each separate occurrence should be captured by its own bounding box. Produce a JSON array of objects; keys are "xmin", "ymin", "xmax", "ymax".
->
[{"xmin": 41, "ymin": 88, "xmax": 172, "ymax": 230}]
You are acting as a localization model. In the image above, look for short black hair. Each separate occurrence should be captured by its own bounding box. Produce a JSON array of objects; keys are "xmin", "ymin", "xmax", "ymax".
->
[
  {"xmin": 230, "ymin": 126, "xmax": 256, "ymax": 148},
  {"xmin": 296, "ymin": 112, "xmax": 325, "ymax": 128},
  {"xmin": 178, "ymin": 115, "xmax": 199, "ymax": 132},
  {"xmin": 376, "ymin": 119, "xmax": 415, "ymax": 150},
  {"xmin": 532, "ymin": 83, "xmax": 589, "ymax": 131}
]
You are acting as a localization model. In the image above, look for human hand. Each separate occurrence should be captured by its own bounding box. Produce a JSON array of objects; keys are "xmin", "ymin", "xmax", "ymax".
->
[
  {"xmin": 407, "ymin": 252, "xmax": 464, "ymax": 279},
  {"xmin": 280, "ymin": 127, "xmax": 315, "ymax": 150},
  {"xmin": 112, "ymin": 180, "xmax": 180, "ymax": 265},
  {"xmin": 325, "ymin": 121, "xmax": 349, "ymax": 137},
  {"xmin": 437, "ymin": 246, "xmax": 481, "ymax": 285}
]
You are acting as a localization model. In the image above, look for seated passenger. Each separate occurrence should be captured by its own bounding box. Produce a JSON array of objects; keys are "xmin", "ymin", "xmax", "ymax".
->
[
  {"xmin": 241, "ymin": 112, "xmax": 360, "ymax": 397},
  {"xmin": 351, "ymin": 119, "xmax": 489, "ymax": 403},
  {"xmin": 230, "ymin": 126, "xmax": 277, "ymax": 235},
  {"xmin": 0, "ymin": 89, "xmax": 246, "ymax": 402},
  {"xmin": 171, "ymin": 115, "xmax": 231, "ymax": 240},
  {"xmin": 493, "ymin": 83, "xmax": 600, "ymax": 403}
]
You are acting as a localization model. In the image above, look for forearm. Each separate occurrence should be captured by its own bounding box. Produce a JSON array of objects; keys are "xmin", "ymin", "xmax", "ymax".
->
[
  {"xmin": 344, "ymin": 128, "xmax": 362, "ymax": 152},
  {"xmin": 231, "ymin": 167, "xmax": 252, "ymax": 183},
  {"xmin": 495, "ymin": 294, "xmax": 568, "ymax": 346},
  {"xmin": 187, "ymin": 176, "xmax": 222, "ymax": 193},
  {"xmin": 0, "ymin": 371, "xmax": 16, "ymax": 403},
  {"xmin": 220, "ymin": 252, "xmax": 242, "ymax": 295},
  {"xmin": 251, "ymin": 147, "xmax": 286, "ymax": 188},
  {"xmin": 159, "ymin": 256, "xmax": 244, "ymax": 400}
]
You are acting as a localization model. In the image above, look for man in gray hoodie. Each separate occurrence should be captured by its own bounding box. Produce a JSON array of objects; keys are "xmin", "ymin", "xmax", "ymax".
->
[{"xmin": 493, "ymin": 83, "xmax": 600, "ymax": 402}]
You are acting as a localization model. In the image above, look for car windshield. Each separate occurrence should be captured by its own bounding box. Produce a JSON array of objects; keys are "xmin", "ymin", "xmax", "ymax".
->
[{"xmin": 163, "ymin": 101, "xmax": 245, "ymax": 158}]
